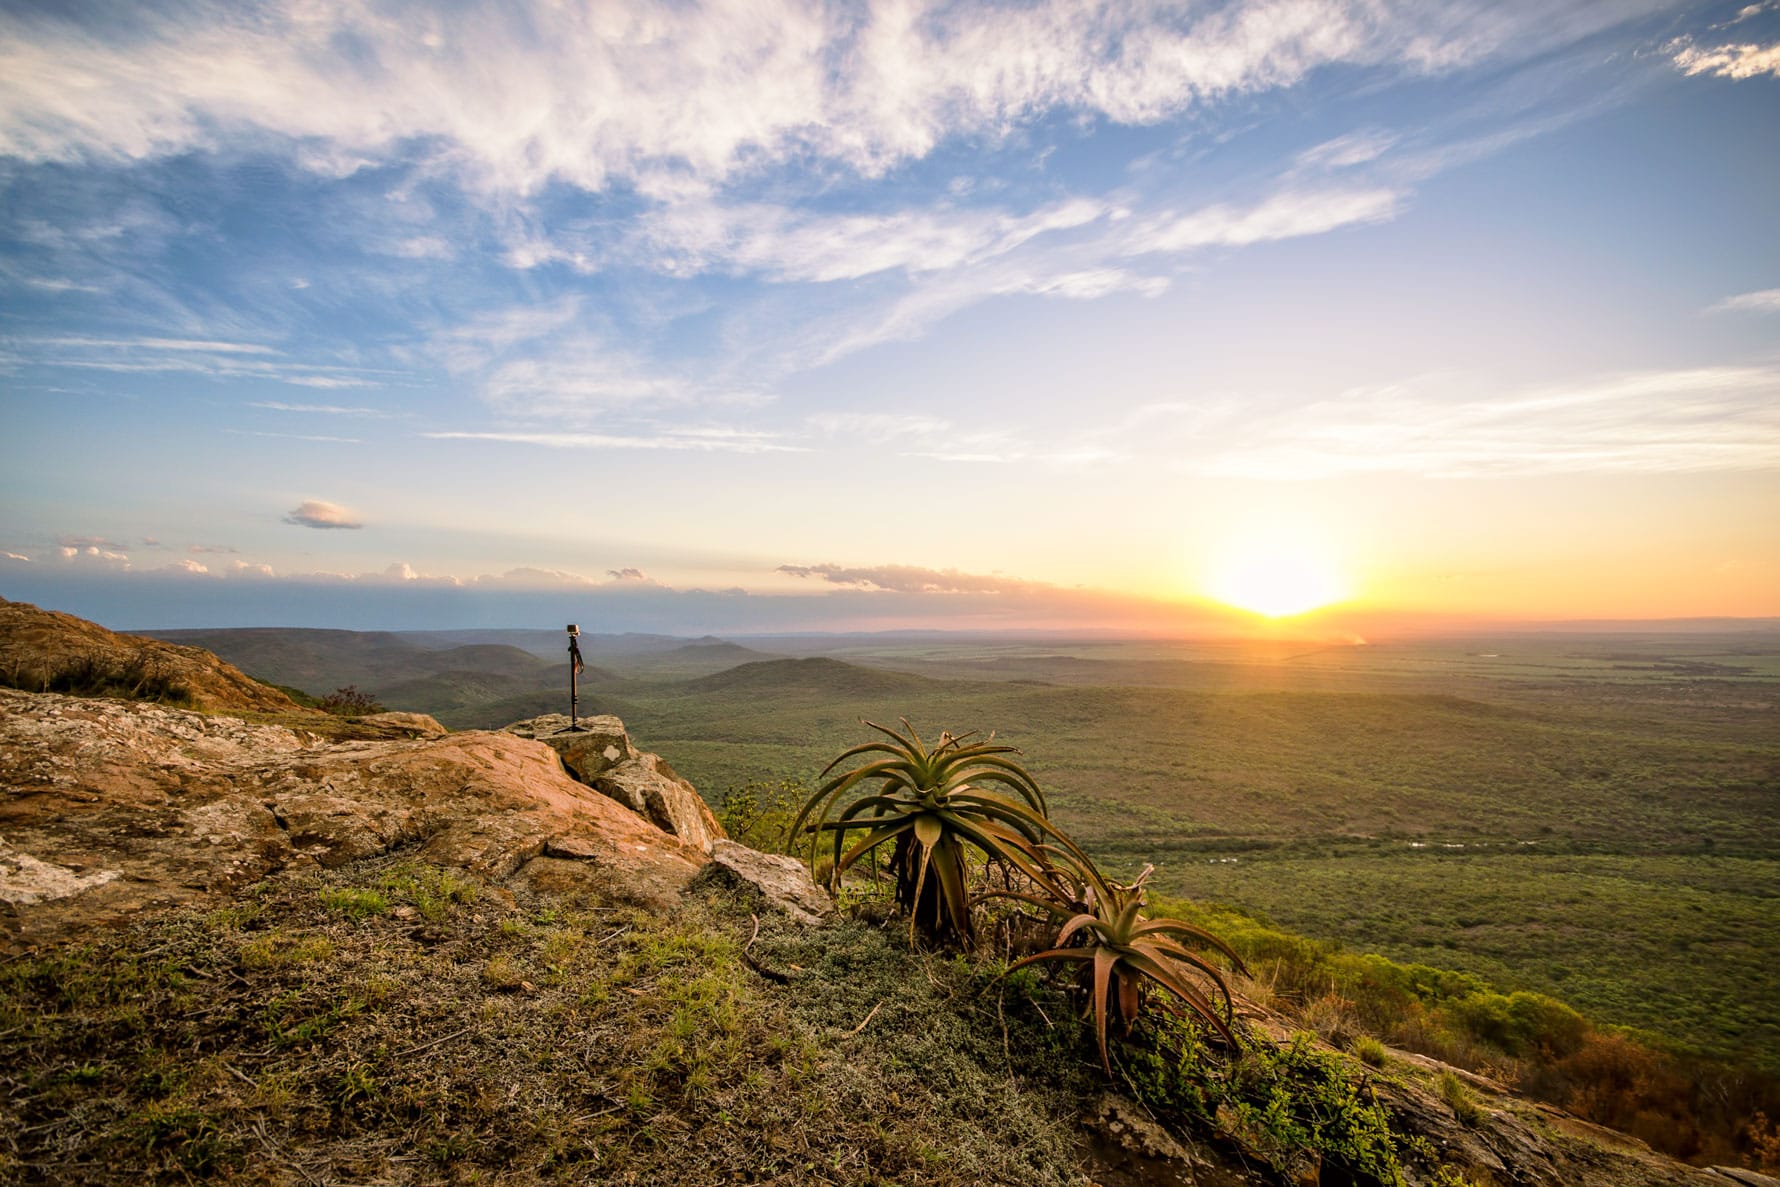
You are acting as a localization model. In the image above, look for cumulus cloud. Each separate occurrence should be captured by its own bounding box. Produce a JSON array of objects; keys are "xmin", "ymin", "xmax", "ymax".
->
[
  {"xmin": 607, "ymin": 568, "xmax": 651, "ymax": 582},
  {"xmin": 1671, "ymin": 38, "xmax": 1780, "ymax": 78},
  {"xmin": 188, "ymin": 543, "xmax": 239, "ymax": 554},
  {"xmin": 777, "ymin": 563, "xmax": 1047, "ymax": 595},
  {"xmin": 167, "ymin": 558, "xmax": 208, "ymax": 574},
  {"xmin": 283, "ymin": 500, "xmax": 363, "ymax": 530},
  {"xmin": 475, "ymin": 567, "xmax": 601, "ymax": 589},
  {"xmin": 3, "ymin": 552, "xmax": 31, "ymax": 562},
  {"xmin": 1706, "ymin": 287, "xmax": 1780, "ymax": 314},
  {"xmin": 57, "ymin": 545, "xmax": 130, "ymax": 565}
]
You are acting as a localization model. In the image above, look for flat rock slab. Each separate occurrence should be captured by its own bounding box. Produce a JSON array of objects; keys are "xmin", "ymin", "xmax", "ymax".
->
[{"xmin": 0, "ymin": 689, "xmax": 703, "ymax": 950}]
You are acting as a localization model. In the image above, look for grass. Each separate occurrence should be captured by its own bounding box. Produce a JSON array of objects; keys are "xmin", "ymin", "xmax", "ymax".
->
[
  {"xmin": 0, "ymin": 858, "xmax": 1106, "ymax": 1185},
  {"xmin": 1437, "ymin": 1070, "xmax": 1485, "ymax": 1127},
  {"xmin": 3, "ymin": 852, "xmax": 1510, "ymax": 1186}
]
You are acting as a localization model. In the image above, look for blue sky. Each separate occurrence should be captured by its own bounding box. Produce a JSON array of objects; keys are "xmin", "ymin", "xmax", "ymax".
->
[{"xmin": 2, "ymin": 0, "xmax": 1777, "ymax": 633}]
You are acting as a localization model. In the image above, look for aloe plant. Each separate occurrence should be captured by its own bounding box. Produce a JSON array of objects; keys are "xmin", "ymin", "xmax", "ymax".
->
[
  {"xmin": 1007, "ymin": 861, "xmax": 1247, "ymax": 1075},
  {"xmin": 792, "ymin": 719, "xmax": 1067, "ymax": 946}
]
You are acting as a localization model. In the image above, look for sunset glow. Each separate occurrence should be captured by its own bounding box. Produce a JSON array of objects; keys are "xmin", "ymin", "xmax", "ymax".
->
[
  {"xmin": 1208, "ymin": 546, "xmax": 1349, "ymax": 619},
  {"xmin": 1, "ymin": 1, "xmax": 1776, "ymax": 633}
]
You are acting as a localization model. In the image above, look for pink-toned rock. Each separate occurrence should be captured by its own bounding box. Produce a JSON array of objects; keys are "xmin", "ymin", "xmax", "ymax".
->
[
  {"xmin": 358, "ymin": 710, "xmax": 448, "ymax": 737},
  {"xmin": 503, "ymin": 713, "xmax": 726, "ymax": 853},
  {"xmin": 0, "ymin": 688, "xmax": 703, "ymax": 950}
]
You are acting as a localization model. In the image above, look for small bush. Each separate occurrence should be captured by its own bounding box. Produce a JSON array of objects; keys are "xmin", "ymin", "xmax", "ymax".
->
[
  {"xmin": 320, "ymin": 888, "xmax": 388, "ymax": 921},
  {"xmin": 1352, "ymin": 1035, "xmax": 1389, "ymax": 1067},
  {"xmin": 317, "ymin": 685, "xmax": 384, "ymax": 717},
  {"xmin": 1438, "ymin": 1069, "xmax": 1485, "ymax": 1127},
  {"xmin": 3, "ymin": 650, "xmax": 193, "ymax": 705},
  {"xmin": 717, "ymin": 778, "xmax": 810, "ymax": 853}
]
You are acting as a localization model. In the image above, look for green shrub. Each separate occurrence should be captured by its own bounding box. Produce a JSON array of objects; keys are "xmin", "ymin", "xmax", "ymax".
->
[
  {"xmin": 717, "ymin": 778, "xmax": 809, "ymax": 853},
  {"xmin": 317, "ymin": 685, "xmax": 384, "ymax": 716},
  {"xmin": 1438, "ymin": 1069, "xmax": 1485, "ymax": 1127}
]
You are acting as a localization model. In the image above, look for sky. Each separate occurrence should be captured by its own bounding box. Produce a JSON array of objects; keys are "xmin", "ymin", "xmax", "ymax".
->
[{"xmin": 2, "ymin": 0, "xmax": 1778, "ymax": 635}]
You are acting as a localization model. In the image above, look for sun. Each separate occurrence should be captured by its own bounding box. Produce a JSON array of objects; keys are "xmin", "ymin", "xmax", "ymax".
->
[{"xmin": 1207, "ymin": 543, "xmax": 1347, "ymax": 618}]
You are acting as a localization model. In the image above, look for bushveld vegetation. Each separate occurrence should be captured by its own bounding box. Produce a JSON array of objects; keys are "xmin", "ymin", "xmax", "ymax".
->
[
  {"xmin": 724, "ymin": 754, "xmax": 1780, "ymax": 1169},
  {"xmin": 620, "ymin": 651, "xmax": 1779, "ymax": 1078},
  {"xmin": 1156, "ymin": 895, "xmax": 1780, "ymax": 1165},
  {"xmin": 0, "ymin": 650, "xmax": 193, "ymax": 704}
]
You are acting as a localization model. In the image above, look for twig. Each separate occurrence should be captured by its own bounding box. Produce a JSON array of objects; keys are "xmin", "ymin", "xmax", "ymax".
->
[
  {"xmin": 997, "ymin": 985, "xmax": 1011, "ymax": 1067},
  {"xmin": 846, "ymin": 1001, "xmax": 883, "ymax": 1036},
  {"xmin": 740, "ymin": 913, "xmax": 791, "ymax": 984},
  {"xmin": 392, "ymin": 1025, "xmax": 472, "ymax": 1060},
  {"xmin": 252, "ymin": 1119, "xmax": 325, "ymax": 1187}
]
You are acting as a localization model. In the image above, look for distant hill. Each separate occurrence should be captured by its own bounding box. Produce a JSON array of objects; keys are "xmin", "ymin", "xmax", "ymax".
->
[
  {"xmin": 601, "ymin": 639, "xmax": 787, "ymax": 680},
  {"xmin": 146, "ymin": 627, "xmax": 550, "ymax": 699},
  {"xmin": 681, "ymin": 657, "xmax": 935, "ymax": 698},
  {"xmin": 400, "ymin": 629, "xmax": 718, "ymax": 661}
]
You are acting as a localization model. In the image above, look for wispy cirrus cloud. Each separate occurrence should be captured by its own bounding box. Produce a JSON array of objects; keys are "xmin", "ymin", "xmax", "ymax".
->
[
  {"xmin": 0, "ymin": 1, "xmax": 1656, "ymax": 194},
  {"xmin": 1126, "ymin": 187, "xmax": 1401, "ymax": 254},
  {"xmin": 629, "ymin": 196, "xmax": 1111, "ymax": 283},
  {"xmin": 424, "ymin": 427, "xmax": 801, "ymax": 454},
  {"xmin": 248, "ymin": 401, "xmax": 389, "ymax": 415},
  {"xmin": 1706, "ymin": 288, "xmax": 1780, "ymax": 314},
  {"xmin": 12, "ymin": 335, "xmax": 386, "ymax": 389},
  {"xmin": 1190, "ymin": 365, "xmax": 1780, "ymax": 479},
  {"xmin": 776, "ymin": 563, "xmax": 1049, "ymax": 595}
]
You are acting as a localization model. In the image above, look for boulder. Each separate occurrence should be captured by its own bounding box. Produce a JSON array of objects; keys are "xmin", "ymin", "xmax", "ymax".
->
[
  {"xmin": 503, "ymin": 713, "xmax": 632, "ymax": 778},
  {"xmin": 692, "ymin": 839, "xmax": 831, "ymax": 925},
  {"xmin": 0, "ymin": 688, "xmax": 703, "ymax": 950},
  {"xmin": 503, "ymin": 713, "xmax": 725, "ymax": 853},
  {"xmin": 358, "ymin": 710, "xmax": 448, "ymax": 737}
]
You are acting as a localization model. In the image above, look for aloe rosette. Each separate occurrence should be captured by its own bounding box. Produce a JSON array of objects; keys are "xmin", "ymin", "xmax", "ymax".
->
[
  {"xmin": 1008, "ymin": 862, "xmax": 1248, "ymax": 1075},
  {"xmin": 791, "ymin": 719, "xmax": 1069, "ymax": 946}
]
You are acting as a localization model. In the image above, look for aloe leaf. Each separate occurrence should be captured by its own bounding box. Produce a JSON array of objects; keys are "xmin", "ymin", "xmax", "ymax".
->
[{"xmin": 1092, "ymin": 946, "xmax": 1119, "ymax": 1076}]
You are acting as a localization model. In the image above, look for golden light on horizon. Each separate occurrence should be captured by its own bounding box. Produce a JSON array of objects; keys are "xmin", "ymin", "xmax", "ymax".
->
[{"xmin": 1206, "ymin": 538, "xmax": 1349, "ymax": 619}]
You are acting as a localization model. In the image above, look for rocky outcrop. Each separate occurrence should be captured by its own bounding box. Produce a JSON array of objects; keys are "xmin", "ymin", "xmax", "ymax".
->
[
  {"xmin": 0, "ymin": 688, "xmax": 703, "ymax": 950},
  {"xmin": 503, "ymin": 713, "xmax": 725, "ymax": 853},
  {"xmin": 691, "ymin": 839, "xmax": 831, "ymax": 925},
  {"xmin": 358, "ymin": 710, "xmax": 448, "ymax": 737},
  {"xmin": 0, "ymin": 596, "xmax": 300, "ymax": 714}
]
